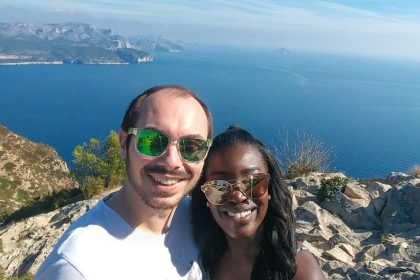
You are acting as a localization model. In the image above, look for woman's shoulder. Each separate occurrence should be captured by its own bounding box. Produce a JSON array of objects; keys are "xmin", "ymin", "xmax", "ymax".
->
[{"xmin": 293, "ymin": 242, "xmax": 327, "ymax": 280}]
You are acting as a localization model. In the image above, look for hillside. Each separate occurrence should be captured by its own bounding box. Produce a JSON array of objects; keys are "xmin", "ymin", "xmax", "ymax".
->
[
  {"xmin": 0, "ymin": 128, "xmax": 418, "ymax": 279},
  {"xmin": 0, "ymin": 125, "xmax": 77, "ymax": 223},
  {"xmin": 0, "ymin": 22, "xmax": 152, "ymax": 64}
]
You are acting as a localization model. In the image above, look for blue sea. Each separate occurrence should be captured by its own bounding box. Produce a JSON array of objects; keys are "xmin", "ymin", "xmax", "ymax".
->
[{"xmin": 1, "ymin": 47, "xmax": 419, "ymax": 179}]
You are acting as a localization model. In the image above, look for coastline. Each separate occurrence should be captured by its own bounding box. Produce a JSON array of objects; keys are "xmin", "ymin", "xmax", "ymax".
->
[
  {"xmin": 0, "ymin": 61, "xmax": 63, "ymax": 66},
  {"xmin": 0, "ymin": 61, "xmax": 133, "ymax": 66}
]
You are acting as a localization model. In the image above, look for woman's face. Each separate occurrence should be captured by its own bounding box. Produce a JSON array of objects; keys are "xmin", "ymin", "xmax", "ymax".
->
[{"xmin": 204, "ymin": 143, "xmax": 269, "ymax": 239}]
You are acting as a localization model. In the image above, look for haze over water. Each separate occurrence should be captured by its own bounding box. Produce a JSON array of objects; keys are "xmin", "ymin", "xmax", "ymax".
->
[{"xmin": 1, "ymin": 47, "xmax": 419, "ymax": 179}]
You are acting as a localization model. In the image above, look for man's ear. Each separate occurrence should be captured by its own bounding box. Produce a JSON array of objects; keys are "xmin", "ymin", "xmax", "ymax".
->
[{"xmin": 119, "ymin": 130, "xmax": 128, "ymax": 160}]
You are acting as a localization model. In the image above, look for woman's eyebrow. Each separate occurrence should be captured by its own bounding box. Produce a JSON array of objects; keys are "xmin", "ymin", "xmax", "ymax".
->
[
  {"xmin": 207, "ymin": 171, "xmax": 230, "ymax": 177},
  {"xmin": 241, "ymin": 167, "xmax": 263, "ymax": 174}
]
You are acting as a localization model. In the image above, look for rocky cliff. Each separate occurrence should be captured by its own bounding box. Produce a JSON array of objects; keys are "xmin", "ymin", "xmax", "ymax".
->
[
  {"xmin": 0, "ymin": 22, "xmax": 152, "ymax": 64},
  {"xmin": 0, "ymin": 171, "xmax": 419, "ymax": 279},
  {"xmin": 0, "ymin": 125, "xmax": 77, "ymax": 223}
]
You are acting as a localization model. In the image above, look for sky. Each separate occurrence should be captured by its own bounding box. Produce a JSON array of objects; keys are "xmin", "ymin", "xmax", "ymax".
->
[{"xmin": 1, "ymin": 0, "xmax": 420, "ymax": 60}]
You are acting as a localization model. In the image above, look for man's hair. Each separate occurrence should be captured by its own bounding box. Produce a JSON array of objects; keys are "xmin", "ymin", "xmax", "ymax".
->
[
  {"xmin": 121, "ymin": 85, "xmax": 213, "ymax": 138},
  {"xmin": 191, "ymin": 125, "xmax": 297, "ymax": 280}
]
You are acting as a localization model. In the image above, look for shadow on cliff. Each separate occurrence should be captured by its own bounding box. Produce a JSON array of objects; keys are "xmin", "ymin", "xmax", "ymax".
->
[{"xmin": 2, "ymin": 188, "xmax": 84, "ymax": 226}]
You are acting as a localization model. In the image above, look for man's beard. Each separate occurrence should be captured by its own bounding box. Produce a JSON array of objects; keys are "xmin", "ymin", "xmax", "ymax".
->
[
  {"xmin": 127, "ymin": 167, "xmax": 197, "ymax": 210},
  {"xmin": 136, "ymin": 183, "xmax": 182, "ymax": 210},
  {"xmin": 126, "ymin": 161, "xmax": 195, "ymax": 210}
]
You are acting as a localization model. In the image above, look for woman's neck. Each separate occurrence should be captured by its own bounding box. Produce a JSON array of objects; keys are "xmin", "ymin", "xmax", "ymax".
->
[{"xmin": 213, "ymin": 235, "xmax": 261, "ymax": 280}]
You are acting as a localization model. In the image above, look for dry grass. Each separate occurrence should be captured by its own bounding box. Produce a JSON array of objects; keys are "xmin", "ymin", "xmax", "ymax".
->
[
  {"xmin": 410, "ymin": 165, "xmax": 420, "ymax": 177},
  {"xmin": 274, "ymin": 129, "xmax": 335, "ymax": 178}
]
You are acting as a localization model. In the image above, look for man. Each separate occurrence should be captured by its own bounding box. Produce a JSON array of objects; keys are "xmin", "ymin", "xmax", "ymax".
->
[{"xmin": 35, "ymin": 85, "xmax": 213, "ymax": 279}]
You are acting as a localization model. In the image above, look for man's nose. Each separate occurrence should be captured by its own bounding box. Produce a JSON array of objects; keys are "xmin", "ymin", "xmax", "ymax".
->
[{"xmin": 159, "ymin": 142, "xmax": 183, "ymax": 169}]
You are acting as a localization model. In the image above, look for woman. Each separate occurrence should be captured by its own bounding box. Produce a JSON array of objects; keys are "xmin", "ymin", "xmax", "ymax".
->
[{"xmin": 191, "ymin": 126, "xmax": 325, "ymax": 280}]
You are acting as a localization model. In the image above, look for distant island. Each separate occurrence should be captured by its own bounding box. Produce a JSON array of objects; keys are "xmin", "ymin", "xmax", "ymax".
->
[
  {"xmin": 275, "ymin": 47, "xmax": 290, "ymax": 55},
  {"xmin": 0, "ymin": 22, "xmax": 184, "ymax": 65}
]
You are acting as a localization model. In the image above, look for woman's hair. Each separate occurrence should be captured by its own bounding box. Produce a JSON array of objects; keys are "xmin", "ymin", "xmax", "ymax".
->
[{"xmin": 191, "ymin": 125, "xmax": 297, "ymax": 280}]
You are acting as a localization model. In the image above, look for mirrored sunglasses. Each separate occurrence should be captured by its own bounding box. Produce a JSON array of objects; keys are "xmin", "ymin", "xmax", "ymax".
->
[
  {"xmin": 200, "ymin": 172, "xmax": 270, "ymax": 205},
  {"xmin": 128, "ymin": 128, "xmax": 212, "ymax": 163}
]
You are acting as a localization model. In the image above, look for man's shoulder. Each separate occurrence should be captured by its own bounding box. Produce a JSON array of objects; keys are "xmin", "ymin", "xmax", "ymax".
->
[
  {"xmin": 58, "ymin": 200, "xmax": 131, "ymax": 252},
  {"xmin": 36, "ymin": 200, "xmax": 133, "ymax": 279},
  {"xmin": 35, "ymin": 201, "xmax": 113, "ymax": 279}
]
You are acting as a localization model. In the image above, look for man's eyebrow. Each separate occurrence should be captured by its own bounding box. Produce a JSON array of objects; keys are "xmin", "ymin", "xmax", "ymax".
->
[
  {"xmin": 142, "ymin": 127, "xmax": 207, "ymax": 140},
  {"xmin": 182, "ymin": 133, "xmax": 207, "ymax": 139}
]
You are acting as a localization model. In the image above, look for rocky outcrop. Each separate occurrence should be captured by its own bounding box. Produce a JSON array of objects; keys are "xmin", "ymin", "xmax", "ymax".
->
[
  {"xmin": 0, "ymin": 199, "xmax": 98, "ymax": 277},
  {"xmin": 0, "ymin": 172, "xmax": 419, "ymax": 279},
  {"xmin": 290, "ymin": 172, "xmax": 420, "ymax": 279},
  {"xmin": 0, "ymin": 125, "xmax": 77, "ymax": 222}
]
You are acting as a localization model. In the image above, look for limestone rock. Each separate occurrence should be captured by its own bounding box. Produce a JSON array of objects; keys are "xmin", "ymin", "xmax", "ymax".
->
[
  {"xmin": 1, "ymin": 171, "xmax": 419, "ymax": 279},
  {"xmin": 385, "ymin": 172, "xmax": 413, "ymax": 185},
  {"xmin": 380, "ymin": 184, "xmax": 420, "ymax": 234},
  {"xmin": 0, "ymin": 199, "xmax": 98, "ymax": 276},
  {"xmin": 321, "ymin": 191, "xmax": 381, "ymax": 230},
  {"xmin": 344, "ymin": 182, "xmax": 371, "ymax": 201},
  {"xmin": 322, "ymin": 246, "xmax": 355, "ymax": 265},
  {"xmin": 365, "ymin": 181, "xmax": 392, "ymax": 214}
]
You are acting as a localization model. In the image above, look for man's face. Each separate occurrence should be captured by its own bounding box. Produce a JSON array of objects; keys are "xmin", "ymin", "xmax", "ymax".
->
[{"xmin": 120, "ymin": 90, "xmax": 209, "ymax": 210}]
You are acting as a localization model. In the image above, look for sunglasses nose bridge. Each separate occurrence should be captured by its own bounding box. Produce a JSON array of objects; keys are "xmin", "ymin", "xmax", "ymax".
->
[
  {"xmin": 159, "ymin": 139, "xmax": 184, "ymax": 166},
  {"xmin": 168, "ymin": 139, "xmax": 186, "ymax": 161},
  {"xmin": 229, "ymin": 185, "xmax": 248, "ymax": 202}
]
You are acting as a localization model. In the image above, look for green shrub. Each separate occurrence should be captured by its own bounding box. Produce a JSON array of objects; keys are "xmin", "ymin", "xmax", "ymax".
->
[
  {"xmin": 3, "ymin": 162, "xmax": 16, "ymax": 172},
  {"xmin": 71, "ymin": 131, "xmax": 125, "ymax": 189},
  {"xmin": 317, "ymin": 176, "xmax": 349, "ymax": 202},
  {"xmin": 81, "ymin": 177, "xmax": 105, "ymax": 199}
]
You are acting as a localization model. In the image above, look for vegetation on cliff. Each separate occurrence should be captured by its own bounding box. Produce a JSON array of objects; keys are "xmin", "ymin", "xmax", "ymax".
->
[
  {"xmin": 71, "ymin": 131, "xmax": 125, "ymax": 198},
  {"xmin": 0, "ymin": 125, "xmax": 77, "ymax": 223},
  {"xmin": 0, "ymin": 127, "xmax": 124, "ymax": 225},
  {"xmin": 275, "ymin": 129, "xmax": 335, "ymax": 178}
]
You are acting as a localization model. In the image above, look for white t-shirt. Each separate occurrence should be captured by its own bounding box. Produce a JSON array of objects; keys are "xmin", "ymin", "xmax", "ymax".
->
[{"xmin": 34, "ymin": 196, "xmax": 202, "ymax": 280}]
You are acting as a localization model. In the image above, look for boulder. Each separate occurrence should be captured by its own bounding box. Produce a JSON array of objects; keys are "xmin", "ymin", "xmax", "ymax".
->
[
  {"xmin": 380, "ymin": 183, "xmax": 420, "ymax": 234},
  {"xmin": 365, "ymin": 181, "xmax": 392, "ymax": 214},
  {"xmin": 344, "ymin": 182, "xmax": 371, "ymax": 201},
  {"xmin": 0, "ymin": 199, "xmax": 98, "ymax": 276},
  {"xmin": 385, "ymin": 172, "xmax": 413, "ymax": 185},
  {"xmin": 321, "ymin": 191, "xmax": 381, "ymax": 230}
]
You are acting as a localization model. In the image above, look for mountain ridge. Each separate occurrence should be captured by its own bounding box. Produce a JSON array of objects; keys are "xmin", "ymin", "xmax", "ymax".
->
[{"xmin": 0, "ymin": 22, "xmax": 155, "ymax": 64}]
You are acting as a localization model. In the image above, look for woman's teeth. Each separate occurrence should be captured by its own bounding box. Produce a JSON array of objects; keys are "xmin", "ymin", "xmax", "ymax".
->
[{"xmin": 226, "ymin": 210, "xmax": 252, "ymax": 218}]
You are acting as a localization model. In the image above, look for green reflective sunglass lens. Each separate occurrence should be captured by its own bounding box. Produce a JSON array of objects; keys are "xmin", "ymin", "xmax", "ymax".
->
[
  {"xmin": 137, "ymin": 130, "xmax": 169, "ymax": 156},
  {"xmin": 180, "ymin": 138, "xmax": 208, "ymax": 162}
]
